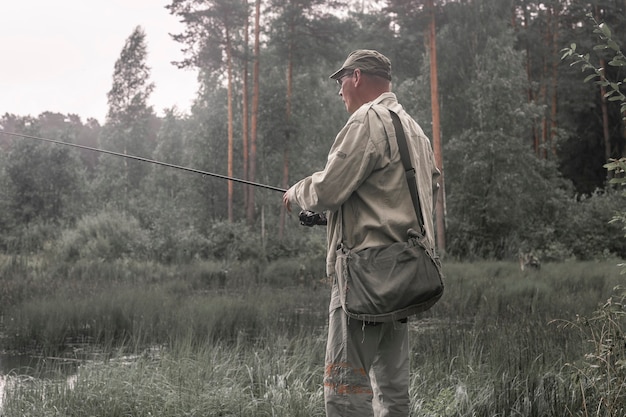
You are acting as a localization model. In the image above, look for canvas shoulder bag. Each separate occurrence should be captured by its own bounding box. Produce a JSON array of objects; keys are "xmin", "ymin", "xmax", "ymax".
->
[{"xmin": 334, "ymin": 110, "xmax": 444, "ymax": 323}]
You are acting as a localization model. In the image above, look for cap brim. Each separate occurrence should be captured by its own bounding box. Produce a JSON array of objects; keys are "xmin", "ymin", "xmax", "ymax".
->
[{"xmin": 329, "ymin": 67, "xmax": 347, "ymax": 80}]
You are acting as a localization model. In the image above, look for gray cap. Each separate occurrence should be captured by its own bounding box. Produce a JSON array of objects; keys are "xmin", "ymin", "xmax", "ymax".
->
[{"xmin": 329, "ymin": 49, "xmax": 392, "ymax": 80}]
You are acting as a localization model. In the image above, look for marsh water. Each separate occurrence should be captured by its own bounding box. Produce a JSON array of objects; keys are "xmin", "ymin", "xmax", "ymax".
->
[
  {"xmin": 0, "ymin": 346, "xmax": 161, "ymax": 411},
  {"xmin": 0, "ymin": 352, "xmax": 80, "ymax": 410}
]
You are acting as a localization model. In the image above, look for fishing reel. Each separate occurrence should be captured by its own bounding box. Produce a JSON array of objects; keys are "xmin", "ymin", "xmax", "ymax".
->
[{"xmin": 299, "ymin": 210, "xmax": 327, "ymax": 227}]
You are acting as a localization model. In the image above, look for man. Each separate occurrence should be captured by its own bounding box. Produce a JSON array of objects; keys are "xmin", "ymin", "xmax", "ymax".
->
[{"xmin": 283, "ymin": 50, "xmax": 440, "ymax": 417}]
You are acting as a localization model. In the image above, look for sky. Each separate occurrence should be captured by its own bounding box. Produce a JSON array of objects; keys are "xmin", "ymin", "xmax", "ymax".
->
[{"xmin": 0, "ymin": 0, "xmax": 199, "ymax": 124}]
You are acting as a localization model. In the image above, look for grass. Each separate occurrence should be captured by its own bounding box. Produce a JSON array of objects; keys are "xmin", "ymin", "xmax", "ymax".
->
[
  {"xmin": 2, "ymin": 336, "xmax": 327, "ymax": 417},
  {"xmin": 1, "ymin": 257, "xmax": 625, "ymax": 416}
]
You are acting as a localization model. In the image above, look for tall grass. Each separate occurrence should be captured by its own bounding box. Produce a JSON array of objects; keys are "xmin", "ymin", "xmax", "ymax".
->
[
  {"xmin": 2, "ymin": 335, "xmax": 327, "ymax": 417},
  {"xmin": 0, "ymin": 255, "xmax": 328, "ymax": 355},
  {"xmin": 1, "ymin": 258, "xmax": 625, "ymax": 416}
]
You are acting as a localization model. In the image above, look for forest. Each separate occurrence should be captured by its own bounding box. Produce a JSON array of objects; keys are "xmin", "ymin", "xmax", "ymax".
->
[
  {"xmin": 1, "ymin": 0, "xmax": 625, "ymax": 263},
  {"xmin": 2, "ymin": 1, "xmax": 626, "ymax": 415}
]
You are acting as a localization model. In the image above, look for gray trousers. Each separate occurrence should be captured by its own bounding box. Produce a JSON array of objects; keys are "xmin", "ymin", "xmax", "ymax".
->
[{"xmin": 324, "ymin": 307, "xmax": 410, "ymax": 417}]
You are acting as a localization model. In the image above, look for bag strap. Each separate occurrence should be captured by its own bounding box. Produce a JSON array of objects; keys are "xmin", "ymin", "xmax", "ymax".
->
[{"xmin": 389, "ymin": 110, "xmax": 425, "ymax": 234}]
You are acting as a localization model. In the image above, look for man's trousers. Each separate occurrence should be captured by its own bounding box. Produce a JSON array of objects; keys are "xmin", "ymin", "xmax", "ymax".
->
[{"xmin": 323, "ymin": 306, "xmax": 410, "ymax": 417}]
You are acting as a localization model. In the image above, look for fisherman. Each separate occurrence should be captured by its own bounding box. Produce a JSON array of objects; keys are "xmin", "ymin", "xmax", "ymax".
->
[{"xmin": 283, "ymin": 50, "xmax": 440, "ymax": 417}]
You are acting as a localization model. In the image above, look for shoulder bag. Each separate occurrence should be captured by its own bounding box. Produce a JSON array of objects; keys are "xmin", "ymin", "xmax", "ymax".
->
[{"xmin": 335, "ymin": 110, "xmax": 444, "ymax": 322}]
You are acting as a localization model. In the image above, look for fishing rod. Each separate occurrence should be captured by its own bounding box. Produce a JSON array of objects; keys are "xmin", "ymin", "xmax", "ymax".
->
[{"xmin": 0, "ymin": 130, "xmax": 287, "ymax": 194}]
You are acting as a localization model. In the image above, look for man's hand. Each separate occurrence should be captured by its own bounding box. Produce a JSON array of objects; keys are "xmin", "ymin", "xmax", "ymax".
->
[
  {"xmin": 282, "ymin": 189, "xmax": 293, "ymax": 213},
  {"xmin": 299, "ymin": 210, "xmax": 327, "ymax": 227}
]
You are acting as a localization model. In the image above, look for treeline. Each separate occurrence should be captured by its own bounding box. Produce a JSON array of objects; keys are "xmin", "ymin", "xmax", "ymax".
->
[{"xmin": 0, "ymin": 0, "xmax": 625, "ymax": 262}]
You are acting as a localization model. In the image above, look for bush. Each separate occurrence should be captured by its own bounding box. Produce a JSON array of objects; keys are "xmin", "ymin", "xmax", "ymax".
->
[
  {"xmin": 150, "ymin": 224, "xmax": 212, "ymax": 263},
  {"xmin": 53, "ymin": 210, "xmax": 151, "ymax": 262},
  {"xmin": 204, "ymin": 220, "xmax": 263, "ymax": 261},
  {"xmin": 3, "ymin": 221, "xmax": 61, "ymax": 254},
  {"xmin": 558, "ymin": 288, "xmax": 626, "ymax": 416},
  {"xmin": 262, "ymin": 258, "xmax": 307, "ymax": 287},
  {"xmin": 557, "ymin": 190, "xmax": 626, "ymax": 260},
  {"xmin": 561, "ymin": 17, "xmax": 626, "ymax": 415}
]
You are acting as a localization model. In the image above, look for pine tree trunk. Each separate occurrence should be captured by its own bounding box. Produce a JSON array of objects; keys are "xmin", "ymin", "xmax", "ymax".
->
[
  {"xmin": 278, "ymin": 39, "xmax": 293, "ymax": 240},
  {"xmin": 226, "ymin": 30, "xmax": 234, "ymax": 223},
  {"xmin": 247, "ymin": 0, "xmax": 260, "ymax": 225},
  {"xmin": 519, "ymin": 0, "xmax": 540, "ymax": 156},
  {"xmin": 242, "ymin": 1, "xmax": 250, "ymax": 214},
  {"xmin": 539, "ymin": 48, "xmax": 548, "ymax": 160},
  {"xmin": 548, "ymin": 4, "xmax": 560, "ymax": 158},
  {"xmin": 427, "ymin": 0, "xmax": 446, "ymax": 253}
]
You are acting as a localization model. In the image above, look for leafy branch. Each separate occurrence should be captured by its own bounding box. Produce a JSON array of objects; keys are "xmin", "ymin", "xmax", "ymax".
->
[
  {"xmin": 561, "ymin": 13, "xmax": 626, "ymax": 120},
  {"xmin": 562, "ymin": 14, "xmax": 626, "ymax": 190}
]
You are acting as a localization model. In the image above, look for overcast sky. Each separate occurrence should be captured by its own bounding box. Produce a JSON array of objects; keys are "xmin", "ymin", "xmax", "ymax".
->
[{"xmin": 0, "ymin": 0, "xmax": 198, "ymax": 124}]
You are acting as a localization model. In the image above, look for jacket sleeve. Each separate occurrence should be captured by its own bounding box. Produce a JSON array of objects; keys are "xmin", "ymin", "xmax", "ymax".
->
[{"xmin": 289, "ymin": 115, "xmax": 383, "ymax": 213}]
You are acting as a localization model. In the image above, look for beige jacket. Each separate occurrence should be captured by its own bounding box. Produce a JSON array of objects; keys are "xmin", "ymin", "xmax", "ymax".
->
[{"xmin": 289, "ymin": 92, "xmax": 440, "ymax": 278}]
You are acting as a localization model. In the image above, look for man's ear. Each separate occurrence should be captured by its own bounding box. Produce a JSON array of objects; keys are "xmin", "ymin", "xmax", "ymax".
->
[{"xmin": 353, "ymin": 69, "xmax": 362, "ymax": 86}]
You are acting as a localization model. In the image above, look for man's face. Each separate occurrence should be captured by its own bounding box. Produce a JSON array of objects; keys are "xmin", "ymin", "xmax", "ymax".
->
[{"xmin": 337, "ymin": 71, "xmax": 358, "ymax": 114}]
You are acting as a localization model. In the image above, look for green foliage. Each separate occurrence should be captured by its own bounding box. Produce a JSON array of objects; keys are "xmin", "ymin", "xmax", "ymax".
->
[
  {"xmin": 559, "ymin": 190, "xmax": 626, "ymax": 260},
  {"xmin": 106, "ymin": 26, "xmax": 155, "ymax": 120},
  {"xmin": 54, "ymin": 210, "xmax": 151, "ymax": 262},
  {"xmin": 444, "ymin": 29, "xmax": 569, "ymax": 259},
  {"xmin": 167, "ymin": 0, "xmax": 248, "ymax": 73},
  {"xmin": 562, "ymin": 13, "xmax": 626, "ymax": 121},
  {"xmin": 2, "ymin": 221, "xmax": 61, "ymax": 254},
  {"xmin": 2, "ymin": 337, "xmax": 327, "ymax": 417},
  {"xmin": 179, "ymin": 82, "xmax": 231, "ymax": 222},
  {"xmin": 155, "ymin": 222, "xmax": 212, "ymax": 263},
  {"xmin": 3, "ymin": 1, "xmax": 626, "ymax": 266},
  {"xmin": 94, "ymin": 26, "xmax": 157, "ymax": 205},
  {"xmin": 568, "ymin": 16, "xmax": 626, "ymax": 260},
  {"xmin": 2, "ymin": 259, "xmax": 625, "ymax": 416},
  {"xmin": 5, "ymin": 133, "xmax": 86, "ymax": 226},
  {"xmin": 5, "ymin": 3, "xmax": 626, "ymax": 415},
  {"xmin": 261, "ymin": 257, "xmax": 319, "ymax": 287},
  {"xmin": 267, "ymin": 0, "xmax": 346, "ymax": 66},
  {"xmin": 1, "ymin": 256, "xmax": 329, "ymax": 354},
  {"xmin": 148, "ymin": 109, "xmax": 187, "ymax": 198},
  {"xmin": 204, "ymin": 220, "xmax": 262, "ymax": 261},
  {"xmin": 557, "ymin": 288, "xmax": 626, "ymax": 417},
  {"xmin": 560, "ymin": 13, "xmax": 626, "ymax": 417}
]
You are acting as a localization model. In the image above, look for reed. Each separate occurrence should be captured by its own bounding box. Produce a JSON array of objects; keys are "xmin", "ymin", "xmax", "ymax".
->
[
  {"xmin": 1, "ymin": 259, "xmax": 624, "ymax": 416},
  {"xmin": 2, "ymin": 333, "xmax": 327, "ymax": 417}
]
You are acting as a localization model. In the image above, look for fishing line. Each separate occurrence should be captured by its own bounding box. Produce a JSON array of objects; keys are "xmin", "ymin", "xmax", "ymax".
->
[{"xmin": 0, "ymin": 130, "xmax": 287, "ymax": 193}]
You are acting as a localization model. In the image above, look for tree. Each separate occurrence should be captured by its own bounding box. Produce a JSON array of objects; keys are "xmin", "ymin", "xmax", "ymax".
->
[
  {"xmin": 0, "ymin": 114, "xmax": 100, "ymax": 250},
  {"xmin": 242, "ymin": 0, "xmax": 251, "ymax": 220},
  {"xmin": 95, "ymin": 26, "xmax": 156, "ymax": 208},
  {"xmin": 383, "ymin": 0, "xmax": 428, "ymax": 78},
  {"xmin": 563, "ymin": 12, "xmax": 626, "ymax": 176},
  {"xmin": 564, "ymin": 17, "xmax": 626, "ymax": 416},
  {"xmin": 547, "ymin": 0, "xmax": 626, "ymax": 193},
  {"xmin": 444, "ymin": 27, "xmax": 567, "ymax": 258},
  {"xmin": 515, "ymin": 0, "xmax": 565, "ymax": 159},
  {"xmin": 185, "ymin": 79, "xmax": 231, "ymax": 224},
  {"xmin": 246, "ymin": 0, "xmax": 262, "ymax": 225},
  {"xmin": 5, "ymin": 121, "xmax": 86, "ymax": 226},
  {"xmin": 150, "ymin": 108, "xmax": 187, "ymax": 200},
  {"xmin": 425, "ymin": 0, "xmax": 446, "ymax": 252},
  {"xmin": 0, "ymin": 133, "xmax": 13, "ymax": 249},
  {"xmin": 267, "ymin": 0, "xmax": 347, "ymax": 238},
  {"xmin": 168, "ymin": 0, "xmax": 248, "ymax": 222}
]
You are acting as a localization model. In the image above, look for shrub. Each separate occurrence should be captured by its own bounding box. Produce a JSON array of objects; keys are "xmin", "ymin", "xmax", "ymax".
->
[
  {"xmin": 53, "ymin": 209, "xmax": 150, "ymax": 262},
  {"xmin": 557, "ymin": 190, "xmax": 626, "ymax": 260},
  {"xmin": 150, "ymin": 224, "xmax": 212, "ymax": 263},
  {"xmin": 204, "ymin": 220, "xmax": 263, "ymax": 261},
  {"xmin": 3, "ymin": 221, "xmax": 60, "ymax": 254},
  {"xmin": 562, "ymin": 15, "xmax": 626, "ymax": 416},
  {"xmin": 559, "ymin": 288, "xmax": 626, "ymax": 416}
]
